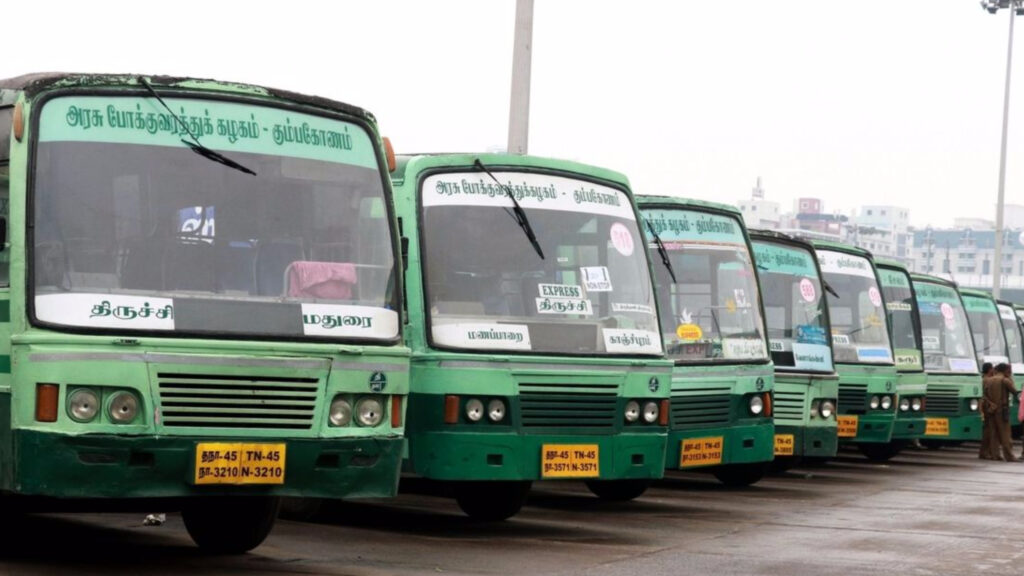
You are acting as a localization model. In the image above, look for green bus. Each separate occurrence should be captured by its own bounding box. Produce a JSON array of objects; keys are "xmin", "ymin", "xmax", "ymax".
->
[
  {"xmin": 996, "ymin": 299, "xmax": 1024, "ymax": 429},
  {"xmin": 960, "ymin": 289, "xmax": 1010, "ymax": 369},
  {"xmin": 0, "ymin": 74, "xmax": 409, "ymax": 552},
  {"xmin": 910, "ymin": 274, "xmax": 981, "ymax": 447},
  {"xmin": 391, "ymin": 153, "xmax": 672, "ymax": 520},
  {"xmin": 873, "ymin": 259, "xmax": 927, "ymax": 459},
  {"xmin": 638, "ymin": 197, "xmax": 774, "ymax": 486},
  {"xmin": 749, "ymin": 230, "xmax": 838, "ymax": 464},
  {"xmin": 807, "ymin": 241, "xmax": 898, "ymax": 455}
]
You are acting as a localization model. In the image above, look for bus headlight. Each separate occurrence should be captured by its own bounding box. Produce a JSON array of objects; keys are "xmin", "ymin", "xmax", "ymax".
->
[
  {"xmin": 810, "ymin": 400, "xmax": 820, "ymax": 419},
  {"xmin": 329, "ymin": 397, "xmax": 352, "ymax": 426},
  {"xmin": 820, "ymin": 400, "xmax": 835, "ymax": 419},
  {"xmin": 749, "ymin": 395, "xmax": 764, "ymax": 415},
  {"xmin": 624, "ymin": 400, "xmax": 640, "ymax": 422},
  {"xmin": 356, "ymin": 397, "xmax": 384, "ymax": 427},
  {"xmin": 881, "ymin": 395, "xmax": 892, "ymax": 410},
  {"xmin": 465, "ymin": 398, "xmax": 484, "ymax": 422},
  {"xmin": 108, "ymin": 391, "xmax": 139, "ymax": 424},
  {"xmin": 899, "ymin": 397, "xmax": 910, "ymax": 412},
  {"xmin": 911, "ymin": 398, "xmax": 923, "ymax": 411},
  {"xmin": 642, "ymin": 401, "xmax": 659, "ymax": 423},
  {"xmin": 870, "ymin": 395, "xmax": 880, "ymax": 410},
  {"xmin": 969, "ymin": 398, "xmax": 980, "ymax": 412},
  {"xmin": 68, "ymin": 388, "xmax": 99, "ymax": 423},
  {"xmin": 487, "ymin": 399, "xmax": 506, "ymax": 422}
]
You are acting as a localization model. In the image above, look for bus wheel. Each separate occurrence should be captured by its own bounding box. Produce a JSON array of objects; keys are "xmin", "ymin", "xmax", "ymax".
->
[
  {"xmin": 859, "ymin": 442, "xmax": 902, "ymax": 461},
  {"xmin": 278, "ymin": 497, "xmax": 323, "ymax": 521},
  {"xmin": 182, "ymin": 496, "xmax": 280, "ymax": 554},
  {"xmin": 584, "ymin": 479, "xmax": 650, "ymax": 501},
  {"xmin": 455, "ymin": 481, "xmax": 531, "ymax": 521},
  {"xmin": 920, "ymin": 439, "xmax": 945, "ymax": 450},
  {"xmin": 712, "ymin": 463, "xmax": 768, "ymax": 487}
]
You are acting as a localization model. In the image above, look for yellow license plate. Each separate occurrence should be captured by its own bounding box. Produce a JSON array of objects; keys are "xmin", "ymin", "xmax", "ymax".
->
[
  {"xmin": 680, "ymin": 436, "xmax": 724, "ymax": 468},
  {"xmin": 774, "ymin": 434, "xmax": 795, "ymax": 456},
  {"xmin": 194, "ymin": 443, "xmax": 286, "ymax": 485},
  {"xmin": 837, "ymin": 415, "xmax": 859, "ymax": 438},
  {"xmin": 925, "ymin": 417, "xmax": 950, "ymax": 436},
  {"xmin": 541, "ymin": 444, "xmax": 599, "ymax": 478}
]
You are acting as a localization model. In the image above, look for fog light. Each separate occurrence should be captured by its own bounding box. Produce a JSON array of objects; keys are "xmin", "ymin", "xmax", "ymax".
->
[
  {"xmin": 356, "ymin": 397, "xmax": 384, "ymax": 426},
  {"xmin": 642, "ymin": 401, "xmax": 659, "ymax": 423},
  {"xmin": 108, "ymin": 391, "xmax": 139, "ymax": 424},
  {"xmin": 899, "ymin": 397, "xmax": 910, "ymax": 412},
  {"xmin": 911, "ymin": 397, "xmax": 923, "ymax": 411},
  {"xmin": 487, "ymin": 399, "xmax": 506, "ymax": 422},
  {"xmin": 624, "ymin": 400, "xmax": 640, "ymax": 422},
  {"xmin": 465, "ymin": 398, "xmax": 484, "ymax": 422},
  {"xmin": 820, "ymin": 400, "xmax": 835, "ymax": 419},
  {"xmin": 329, "ymin": 397, "xmax": 352, "ymax": 426},
  {"xmin": 749, "ymin": 395, "xmax": 764, "ymax": 415},
  {"xmin": 870, "ymin": 395, "xmax": 880, "ymax": 410},
  {"xmin": 68, "ymin": 388, "xmax": 99, "ymax": 423},
  {"xmin": 881, "ymin": 395, "xmax": 892, "ymax": 410}
]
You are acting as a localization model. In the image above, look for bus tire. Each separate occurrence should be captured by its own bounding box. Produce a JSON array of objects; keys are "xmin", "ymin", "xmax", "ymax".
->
[
  {"xmin": 278, "ymin": 497, "xmax": 323, "ymax": 522},
  {"xmin": 584, "ymin": 479, "xmax": 650, "ymax": 502},
  {"xmin": 182, "ymin": 496, "xmax": 280, "ymax": 554},
  {"xmin": 859, "ymin": 442, "xmax": 902, "ymax": 461},
  {"xmin": 454, "ymin": 481, "xmax": 530, "ymax": 521},
  {"xmin": 920, "ymin": 439, "xmax": 945, "ymax": 450},
  {"xmin": 712, "ymin": 463, "xmax": 769, "ymax": 487}
]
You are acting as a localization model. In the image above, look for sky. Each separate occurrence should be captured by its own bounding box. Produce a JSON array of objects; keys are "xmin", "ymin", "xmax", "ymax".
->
[{"xmin": 3, "ymin": 0, "xmax": 1020, "ymax": 228}]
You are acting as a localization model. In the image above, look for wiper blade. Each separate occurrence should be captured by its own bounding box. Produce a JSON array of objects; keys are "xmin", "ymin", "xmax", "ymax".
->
[
  {"xmin": 644, "ymin": 218, "xmax": 676, "ymax": 283},
  {"xmin": 473, "ymin": 159, "xmax": 544, "ymax": 260},
  {"xmin": 823, "ymin": 279, "xmax": 840, "ymax": 299},
  {"xmin": 138, "ymin": 77, "xmax": 256, "ymax": 177}
]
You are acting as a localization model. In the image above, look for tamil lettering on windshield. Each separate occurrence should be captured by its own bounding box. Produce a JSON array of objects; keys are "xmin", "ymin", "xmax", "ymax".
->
[
  {"xmin": 32, "ymin": 95, "xmax": 398, "ymax": 340},
  {"xmin": 421, "ymin": 172, "xmax": 660, "ymax": 355},
  {"xmin": 643, "ymin": 208, "xmax": 767, "ymax": 363},
  {"xmin": 817, "ymin": 250, "xmax": 893, "ymax": 365},
  {"xmin": 879, "ymin": 268, "xmax": 923, "ymax": 371},
  {"xmin": 962, "ymin": 295, "xmax": 1009, "ymax": 365},
  {"xmin": 752, "ymin": 239, "xmax": 832, "ymax": 373},
  {"xmin": 913, "ymin": 281, "xmax": 978, "ymax": 374}
]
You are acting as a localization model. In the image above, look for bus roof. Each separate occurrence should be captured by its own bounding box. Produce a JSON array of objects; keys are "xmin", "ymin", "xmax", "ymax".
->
[
  {"xmin": 0, "ymin": 72, "xmax": 374, "ymax": 121},
  {"xmin": 804, "ymin": 238, "xmax": 874, "ymax": 260},
  {"xmin": 873, "ymin": 257, "xmax": 910, "ymax": 272},
  {"xmin": 390, "ymin": 153, "xmax": 630, "ymax": 189},
  {"xmin": 959, "ymin": 287, "xmax": 995, "ymax": 301},
  {"xmin": 749, "ymin": 228, "xmax": 818, "ymax": 252},
  {"xmin": 634, "ymin": 195, "xmax": 741, "ymax": 217},
  {"xmin": 910, "ymin": 272, "xmax": 958, "ymax": 289}
]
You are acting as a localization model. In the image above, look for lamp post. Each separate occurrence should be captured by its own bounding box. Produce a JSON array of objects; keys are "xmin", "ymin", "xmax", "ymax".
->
[
  {"xmin": 507, "ymin": 0, "xmax": 534, "ymax": 155},
  {"xmin": 981, "ymin": 0, "xmax": 1024, "ymax": 298}
]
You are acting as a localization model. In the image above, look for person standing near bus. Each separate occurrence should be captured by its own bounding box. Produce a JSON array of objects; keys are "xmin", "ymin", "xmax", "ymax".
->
[
  {"xmin": 983, "ymin": 363, "xmax": 1019, "ymax": 461},
  {"xmin": 979, "ymin": 362, "xmax": 994, "ymax": 459}
]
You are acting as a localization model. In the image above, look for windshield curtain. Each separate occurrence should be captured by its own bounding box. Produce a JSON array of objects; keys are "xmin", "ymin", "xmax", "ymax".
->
[
  {"xmin": 643, "ymin": 208, "xmax": 767, "ymax": 364},
  {"xmin": 32, "ymin": 95, "xmax": 398, "ymax": 341},
  {"xmin": 878, "ymin": 267, "xmax": 923, "ymax": 370},
  {"xmin": 963, "ymin": 295, "xmax": 1009, "ymax": 364},
  {"xmin": 913, "ymin": 281, "xmax": 978, "ymax": 373},
  {"xmin": 998, "ymin": 304, "xmax": 1024, "ymax": 367},
  {"xmin": 752, "ymin": 239, "xmax": 832, "ymax": 373},
  {"xmin": 817, "ymin": 250, "xmax": 893, "ymax": 365},
  {"xmin": 420, "ymin": 171, "xmax": 661, "ymax": 356}
]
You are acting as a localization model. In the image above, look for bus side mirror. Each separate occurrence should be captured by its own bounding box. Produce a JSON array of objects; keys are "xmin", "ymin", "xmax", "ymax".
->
[{"xmin": 401, "ymin": 236, "xmax": 409, "ymax": 271}]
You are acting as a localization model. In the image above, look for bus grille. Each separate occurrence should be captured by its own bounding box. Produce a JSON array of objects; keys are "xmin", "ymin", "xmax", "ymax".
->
[
  {"xmin": 925, "ymin": 384, "xmax": 960, "ymax": 415},
  {"xmin": 773, "ymin": 388, "xmax": 806, "ymax": 423},
  {"xmin": 838, "ymin": 383, "xmax": 868, "ymax": 415},
  {"xmin": 157, "ymin": 373, "xmax": 320, "ymax": 430},
  {"xmin": 671, "ymin": 385, "xmax": 732, "ymax": 428},
  {"xmin": 518, "ymin": 382, "xmax": 618, "ymax": 431}
]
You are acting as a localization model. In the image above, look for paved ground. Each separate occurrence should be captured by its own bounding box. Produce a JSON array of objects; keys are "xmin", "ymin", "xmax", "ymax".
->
[{"xmin": 0, "ymin": 444, "xmax": 1020, "ymax": 575}]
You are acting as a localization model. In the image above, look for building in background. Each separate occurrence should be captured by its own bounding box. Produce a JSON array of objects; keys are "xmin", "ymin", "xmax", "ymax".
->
[
  {"xmin": 846, "ymin": 205, "xmax": 913, "ymax": 262},
  {"xmin": 737, "ymin": 177, "xmax": 782, "ymax": 229},
  {"xmin": 910, "ymin": 227, "xmax": 1024, "ymax": 297}
]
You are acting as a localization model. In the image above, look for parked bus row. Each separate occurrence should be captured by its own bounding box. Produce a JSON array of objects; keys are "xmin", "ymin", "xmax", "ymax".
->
[{"xmin": 0, "ymin": 73, "xmax": 1018, "ymax": 555}]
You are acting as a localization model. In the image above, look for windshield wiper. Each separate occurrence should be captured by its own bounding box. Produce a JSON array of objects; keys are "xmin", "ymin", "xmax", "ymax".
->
[
  {"xmin": 644, "ymin": 218, "xmax": 676, "ymax": 283},
  {"xmin": 473, "ymin": 159, "xmax": 543, "ymax": 260},
  {"xmin": 138, "ymin": 77, "xmax": 256, "ymax": 176},
  {"xmin": 823, "ymin": 279, "xmax": 840, "ymax": 299}
]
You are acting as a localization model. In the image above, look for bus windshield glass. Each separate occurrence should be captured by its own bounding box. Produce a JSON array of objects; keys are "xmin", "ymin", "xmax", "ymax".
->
[
  {"xmin": 421, "ymin": 171, "xmax": 661, "ymax": 356},
  {"xmin": 817, "ymin": 250, "xmax": 893, "ymax": 365},
  {"xmin": 32, "ymin": 95, "xmax": 398, "ymax": 340},
  {"xmin": 913, "ymin": 281, "xmax": 978, "ymax": 374},
  {"xmin": 752, "ymin": 239, "xmax": 832, "ymax": 373},
  {"xmin": 997, "ymin": 304, "xmax": 1024, "ymax": 370},
  {"xmin": 644, "ymin": 208, "xmax": 767, "ymax": 363},
  {"xmin": 878, "ymin": 267, "xmax": 922, "ymax": 371},
  {"xmin": 962, "ymin": 294, "xmax": 1009, "ymax": 365}
]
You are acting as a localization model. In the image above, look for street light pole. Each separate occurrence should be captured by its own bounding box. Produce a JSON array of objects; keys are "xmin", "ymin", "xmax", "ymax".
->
[
  {"xmin": 983, "ymin": 0, "xmax": 1024, "ymax": 298},
  {"xmin": 507, "ymin": 0, "xmax": 534, "ymax": 155}
]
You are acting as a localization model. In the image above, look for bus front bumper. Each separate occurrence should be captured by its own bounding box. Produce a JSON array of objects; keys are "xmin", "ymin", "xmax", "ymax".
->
[
  {"xmin": 666, "ymin": 422, "xmax": 774, "ymax": 469},
  {"xmin": 922, "ymin": 413, "xmax": 982, "ymax": 442},
  {"xmin": 840, "ymin": 413, "xmax": 895, "ymax": 444},
  {"xmin": 891, "ymin": 413, "xmax": 927, "ymax": 441},
  {"xmin": 406, "ymin": 431, "xmax": 667, "ymax": 482},
  {"xmin": 774, "ymin": 424, "xmax": 838, "ymax": 459},
  {"xmin": 10, "ymin": 430, "xmax": 404, "ymax": 499}
]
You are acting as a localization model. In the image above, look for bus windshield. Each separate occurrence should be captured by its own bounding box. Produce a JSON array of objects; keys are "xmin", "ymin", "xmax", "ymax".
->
[
  {"xmin": 644, "ymin": 208, "xmax": 767, "ymax": 363},
  {"xmin": 752, "ymin": 239, "xmax": 832, "ymax": 373},
  {"xmin": 817, "ymin": 250, "xmax": 893, "ymax": 365},
  {"xmin": 962, "ymin": 294, "xmax": 1009, "ymax": 365},
  {"xmin": 878, "ymin": 267, "xmax": 922, "ymax": 371},
  {"xmin": 421, "ymin": 171, "xmax": 661, "ymax": 356},
  {"xmin": 32, "ymin": 95, "xmax": 398, "ymax": 341},
  {"xmin": 913, "ymin": 281, "xmax": 978, "ymax": 374},
  {"xmin": 997, "ymin": 304, "xmax": 1024, "ymax": 370}
]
